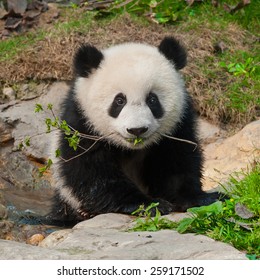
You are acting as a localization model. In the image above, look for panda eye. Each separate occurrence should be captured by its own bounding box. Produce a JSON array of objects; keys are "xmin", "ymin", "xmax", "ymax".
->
[
  {"xmin": 114, "ymin": 93, "xmax": 126, "ymax": 106},
  {"xmin": 146, "ymin": 92, "xmax": 164, "ymax": 119},
  {"xmin": 147, "ymin": 93, "xmax": 159, "ymax": 106}
]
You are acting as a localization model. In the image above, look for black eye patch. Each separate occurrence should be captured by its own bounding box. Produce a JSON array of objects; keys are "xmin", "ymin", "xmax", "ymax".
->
[
  {"xmin": 146, "ymin": 92, "xmax": 164, "ymax": 119},
  {"xmin": 108, "ymin": 93, "xmax": 127, "ymax": 118}
]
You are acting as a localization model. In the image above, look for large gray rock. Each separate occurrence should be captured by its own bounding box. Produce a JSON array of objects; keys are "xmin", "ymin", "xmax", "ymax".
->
[
  {"xmin": 0, "ymin": 82, "xmax": 69, "ymax": 192},
  {"xmin": 0, "ymin": 213, "xmax": 246, "ymax": 260},
  {"xmin": 0, "ymin": 82, "xmax": 69, "ymax": 160}
]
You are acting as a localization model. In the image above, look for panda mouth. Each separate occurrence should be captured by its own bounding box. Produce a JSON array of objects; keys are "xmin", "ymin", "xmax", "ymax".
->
[{"xmin": 125, "ymin": 137, "xmax": 145, "ymax": 146}]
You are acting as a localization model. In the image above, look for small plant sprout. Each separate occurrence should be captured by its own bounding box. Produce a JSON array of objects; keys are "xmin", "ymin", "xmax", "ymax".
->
[
  {"xmin": 19, "ymin": 103, "xmax": 110, "ymax": 175},
  {"xmin": 126, "ymin": 137, "xmax": 144, "ymax": 146},
  {"xmin": 20, "ymin": 103, "xmax": 200, "ymax": 174},
  {"xmin": 134, "ymin": 137, "xmax": 144, "ymax": 146},
  {"xmin": 38, "ymin": 159, "xmax": 53, "ymax": 176},
  {"xmin": 130, "ymin": 202, "xmax": 176, "ymax": 231},
  {"xmin": 219, "ymin": 57, "xmax": 257, "ymax": 78}
]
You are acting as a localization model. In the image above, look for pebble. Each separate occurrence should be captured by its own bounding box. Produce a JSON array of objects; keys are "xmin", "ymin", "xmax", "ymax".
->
[{"xmin": 26, "ymin": 234, "xmax": 45, "ymax": 246}]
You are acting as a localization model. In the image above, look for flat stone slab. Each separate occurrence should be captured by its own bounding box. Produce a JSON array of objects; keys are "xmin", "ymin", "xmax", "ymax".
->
[{"xmin": 0, "ymin": 214, "xmax": 247, "ymax": 260}]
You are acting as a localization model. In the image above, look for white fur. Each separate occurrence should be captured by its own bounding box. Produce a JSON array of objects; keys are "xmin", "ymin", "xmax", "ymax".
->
[
  {"xmin": 75, "ymin": 42, "xmax": 186, "ymax": 149},
  {"xmin": 50, "ymin": 131, "xmax": 82, "ymax": 209}
]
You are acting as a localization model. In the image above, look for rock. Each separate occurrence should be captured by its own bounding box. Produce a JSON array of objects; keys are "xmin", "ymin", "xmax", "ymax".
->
[
  {"xmin": 26, "ymin": 233, "xmax": 45, "ymax": 246},
  {"xmin": 0, "ymin": 81, "xmax": 69, "ymax": 161},
  {"xmin": 39, "ymin": 229, "xmax": 73, "ymax": 248},
  {"xmin": 0, "ymin": 152, "xmax": 40, "ymax": 189},
  {"xmin": 0, "ymin": 220, "xmax": 14, "ymax": 239},
  {"xmin": 198, "ymin": 118, "xmax": 224, "ymax": 144},
  {"xmin": 203, "ymin": 120, "xmax": 260, "ymax": 190},
  {"xmin": 0, "ymin": 119, "xmax": 13, "ymax": 144},
  {"xmin": 3, "ymin": 87, "xmax": 16, "ymax": 100},
  {"xmin": 7, "ymin": 0, "xmax": 27, "ymax": 15},
  {"xmin": 0, "ymin": 213, "xmax": 245, "ymax": 260},
  {"xmin": 0, "ymin": 239, "xmax": 69, "ymax": 260}
]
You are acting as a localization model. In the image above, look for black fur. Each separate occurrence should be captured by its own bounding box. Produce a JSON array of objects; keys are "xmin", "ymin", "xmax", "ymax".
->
[
  {"xmin": 73, "ymin": 44, "xmax": 104, "ymax": 77},
  {"xmin": 108, "ymin": 93, "xmax": 127, "ymax": 118},
  {"xmin": 158, "ymin": 37, "xmax": 187, "ymax": 70},
  {"xmin": 46, "ymin": 37, "xmax": 221, "ymax": 226},
  {"xmin": 146, "ymin": 92, "xmax": 164, "ymax": 119}
]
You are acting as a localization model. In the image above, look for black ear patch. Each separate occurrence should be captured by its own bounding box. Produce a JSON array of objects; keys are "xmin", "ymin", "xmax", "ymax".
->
[
  {"xmin": 158, "ymin": 37, "xmax": 187, "ymax": 70},
  {"xmin": 73, "ymin": 44, "xmax": 104, "ymax": 77}
]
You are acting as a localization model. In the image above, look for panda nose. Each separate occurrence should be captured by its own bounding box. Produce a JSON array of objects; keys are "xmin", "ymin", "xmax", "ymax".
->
[{"xmin": 127, "ymin": 127, "xmax": 148, "ymax": 137}]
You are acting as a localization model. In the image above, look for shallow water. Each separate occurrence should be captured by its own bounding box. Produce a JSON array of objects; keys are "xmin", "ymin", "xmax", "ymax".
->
[{"xmin": 0, "ymin": 187, "xmax": 62, "ymax": 243}]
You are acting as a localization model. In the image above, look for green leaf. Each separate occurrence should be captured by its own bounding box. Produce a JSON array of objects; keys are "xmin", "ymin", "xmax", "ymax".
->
[
  {"xmin": 219, "ymin": 61, "xmax": 227, "ymax": 68},
  {"xmin": 176, "ymin": 217, "xmax": 195, "ymax": 233},
  {"xmin": 55, "ymin": 149, "xmax": 61, "ymax": 157},
  {"xmin": 38, "ymin": 159, "xmax": 53, "ymax": 176},
  {"xmin": 65, "ymin": 131, "xmax": 80, "ymax": 151},
  {"xmin": 133, "ymin": 137, "xmax": 144, "ymax": 145},
  {"xmin": 145, "ymin": 202, "xmax": 159, "ymax": 213},
  {"xmin": 17, "ymin": 142, "xmax": 24, "ymax": 150},
  {"xmin": 47, "ymin": 103, "xmax": 53, "ymax": 110},
  {"xmin": 24, "ymin": 136, "xmax": 31, "ymax": 147},
  {"xmin": 187, "ymin": 201, "xmax": 223, "ymax": 216},
  {"xmin": 34, "ymin": 103, "xmax": 43, "ymax": 113},
  {"xmin": 45, "ymin": 118, "xmax": 52, "ymax": 133},
  {"xmin": 60, "ymin": 120, "xmax": 71, "ymax": 135}
]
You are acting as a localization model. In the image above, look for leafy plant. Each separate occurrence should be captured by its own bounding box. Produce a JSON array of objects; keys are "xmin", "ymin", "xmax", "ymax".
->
[
  {"xmin": 100, "ymin": 0, "xmax": 187, "ymax": 24},
  {"xmin": 219, "ymin": 57, "xmax": 258, "ymax": 78},
  {"xmin": 18, "ymin": 103, "xmax": 81, "ymax": 175},
  {"xmin": 130, "ymin": 202, "xmax": 177, "ymax": 231},
  {"xmin": 176, "ymin": 163, "xmax": 260, "ymax": 258},
  {"xmin": 130, "ymin": 163, "xmax": 260, "ymax": 258}
]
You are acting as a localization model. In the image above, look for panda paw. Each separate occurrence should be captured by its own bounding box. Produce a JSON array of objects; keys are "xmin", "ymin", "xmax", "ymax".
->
[
  {"xmin": 76, "ymin": 208, "xmax": 96, "ymax": 219},
  {"xmin": 149, "ymin": 199, "xmax": 173, "ymax": 216}
]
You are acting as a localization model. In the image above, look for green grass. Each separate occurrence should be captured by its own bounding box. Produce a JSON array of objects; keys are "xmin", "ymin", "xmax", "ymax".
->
[
  {"xmin": 130, "ymin": 163, "xmax": 260, "ymax": 259},
  {"xmin": 196, "ymin": 47, "xmax": 259, "ymax": 124},
  {"xmin": 220, "ymin": 51, "xmax": 259, "ymax": 121},
  {"xmin": 0, "ymin": 31, "xmax": 46, "ymax": 62},
  {"xmin": 100, "ymin": 0, "xmax": 259, "ymax": 34}
]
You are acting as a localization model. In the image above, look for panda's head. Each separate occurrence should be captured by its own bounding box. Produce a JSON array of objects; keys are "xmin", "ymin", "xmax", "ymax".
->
[{"xmin": 74, "ymin": 37, "xmax": 187, "ymax": 149}]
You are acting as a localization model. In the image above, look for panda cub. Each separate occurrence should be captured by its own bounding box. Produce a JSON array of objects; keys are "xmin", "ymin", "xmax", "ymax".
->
[{"xmin": 49, "ymin": 37, "xmax": 221, "ymax": 225}]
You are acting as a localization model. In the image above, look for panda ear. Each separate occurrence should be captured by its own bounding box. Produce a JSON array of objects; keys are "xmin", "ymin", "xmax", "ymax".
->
[
  {"xmin": 158, "ymin": 37, "xmax": 187, "ymax": 70},
  {"xmin": 73, "ymin": 44, "xmax": 104, "ymax": 77}
]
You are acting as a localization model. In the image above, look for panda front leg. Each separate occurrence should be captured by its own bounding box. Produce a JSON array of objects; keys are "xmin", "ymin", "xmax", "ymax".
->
[
  {"xmin": 73, "ymin": 176, "xmax": 174, "ymax": 219},
  {"xmin": 51, "ymin": 153, "xmax": 173, "ymax": 225}
]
